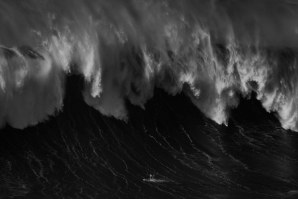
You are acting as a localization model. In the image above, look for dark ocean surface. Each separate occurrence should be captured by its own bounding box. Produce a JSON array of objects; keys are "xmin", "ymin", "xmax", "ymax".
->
[{"xmin": 0, "ymin": 76, "xmax": 297, "ymax": 199}]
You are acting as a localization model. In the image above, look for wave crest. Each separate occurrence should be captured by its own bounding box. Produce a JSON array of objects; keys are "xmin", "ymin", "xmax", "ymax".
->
[{"xmin": 1, "ymin": 0, "xmax": 298, "ymax": 131}]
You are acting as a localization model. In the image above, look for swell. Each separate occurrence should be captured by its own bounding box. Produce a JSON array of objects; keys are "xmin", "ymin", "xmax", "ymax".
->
[{"xmin": 1, "ymin": 0, "xmax": 298, "ymax": 131}]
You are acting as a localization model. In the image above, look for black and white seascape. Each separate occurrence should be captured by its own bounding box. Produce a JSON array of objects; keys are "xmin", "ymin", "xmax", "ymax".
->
[{"xmin": 0, "ymin": 0, "xmax": 298, "ymax": 198}]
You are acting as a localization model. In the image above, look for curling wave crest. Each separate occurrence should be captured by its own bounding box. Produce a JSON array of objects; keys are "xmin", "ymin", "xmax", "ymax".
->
[{"xmin": 1, "ymin": 0, "xmax": 298, "ymax": 131}]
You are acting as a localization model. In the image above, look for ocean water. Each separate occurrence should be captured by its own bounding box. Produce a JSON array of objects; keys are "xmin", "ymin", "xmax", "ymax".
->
[
  {"xmin": 0, "ymin": 76, "xmax": 297, "ymax": 199},
  {"xmin": 1, "ymin": 1, "xmax": 298, "ymax": 198}
]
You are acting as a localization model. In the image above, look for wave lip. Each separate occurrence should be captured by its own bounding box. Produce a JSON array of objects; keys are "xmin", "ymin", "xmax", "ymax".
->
[{"xmin": 1, "ymin": 0, "xmax": 298, "ymax": 131}]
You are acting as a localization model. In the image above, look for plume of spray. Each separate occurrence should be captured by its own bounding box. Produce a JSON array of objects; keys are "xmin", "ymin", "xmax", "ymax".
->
[{"xmin": 1, "ymin": 0, "xmax": 298, "ymax": 131}]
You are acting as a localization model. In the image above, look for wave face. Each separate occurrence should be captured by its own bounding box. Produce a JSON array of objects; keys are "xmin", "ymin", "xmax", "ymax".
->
[
  {"xmin": 1, "ymin": 0, "xmax": 298, "ymax": 130},
  {"xmin": 1, "ymin": 77, "xmax": 298, "ymax": 198}
]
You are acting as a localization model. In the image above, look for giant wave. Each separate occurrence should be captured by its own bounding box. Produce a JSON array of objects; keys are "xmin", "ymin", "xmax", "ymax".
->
[{"xmin": 1, "ymin": 0, "xmax": 298, "ymax": 131}]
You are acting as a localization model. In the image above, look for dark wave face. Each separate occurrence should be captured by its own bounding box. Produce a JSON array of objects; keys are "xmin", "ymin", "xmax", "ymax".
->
[
  {"xmin": 0, "ymin": 76, "xmax": 298, "ymax": 199},
  {"xmin": 1, "ymin": 0, "xmax": 298, "ymax": 198}
]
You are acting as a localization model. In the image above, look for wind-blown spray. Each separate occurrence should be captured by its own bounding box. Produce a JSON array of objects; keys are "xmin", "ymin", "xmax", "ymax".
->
[{"xmin": 1, "ymin": 0, "xmax": 298, "ymax": 131}]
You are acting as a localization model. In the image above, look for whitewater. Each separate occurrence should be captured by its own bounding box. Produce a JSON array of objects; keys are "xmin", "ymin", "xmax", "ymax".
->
[{"xmin": 1, "ymin": 0, "xmax": 298, "ymax": 131}]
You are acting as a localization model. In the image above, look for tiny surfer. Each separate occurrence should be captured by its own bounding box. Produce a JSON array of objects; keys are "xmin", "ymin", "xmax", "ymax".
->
[{"xmin": 142, "ymin": 174, "xmax": 167, "ymax": 183}]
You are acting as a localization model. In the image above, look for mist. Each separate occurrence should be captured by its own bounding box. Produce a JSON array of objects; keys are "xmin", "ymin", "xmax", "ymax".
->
[{"xmin": 1, "ymin": 0, "xmax": 298, "ymax": 130}]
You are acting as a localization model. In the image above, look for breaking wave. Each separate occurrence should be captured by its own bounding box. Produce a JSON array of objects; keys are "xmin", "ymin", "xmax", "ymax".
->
[{"xmin": 1, "ymin": 0, "xmax": 298, "ymax": 131}]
